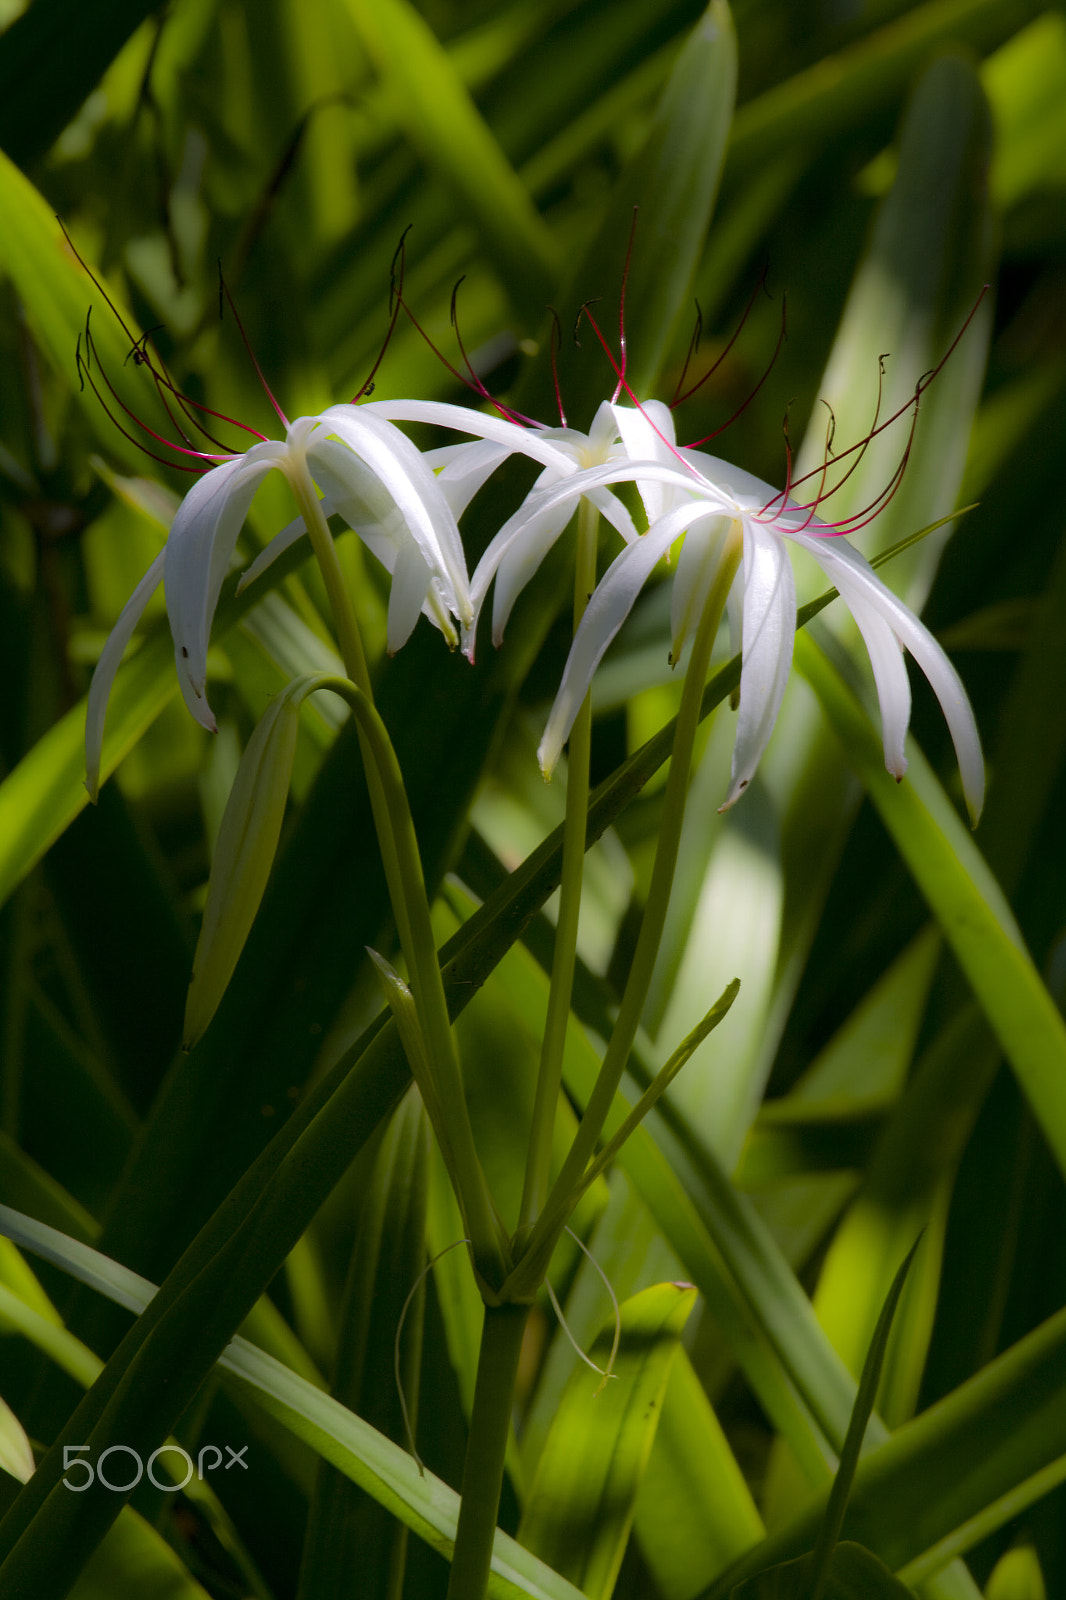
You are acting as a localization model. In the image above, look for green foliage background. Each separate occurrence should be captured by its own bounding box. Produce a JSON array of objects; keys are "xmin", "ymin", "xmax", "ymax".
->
[{"xmin": 1, "ymin": 1, "xmax": 1066, "ymax": 1597}]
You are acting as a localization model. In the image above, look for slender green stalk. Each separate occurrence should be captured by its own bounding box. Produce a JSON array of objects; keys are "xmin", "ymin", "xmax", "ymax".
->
[
  {"xmin": 505, "ymin": 524, "xmax": 743, "ymax": 1300},
  {"xmin": 285, "ymin": 461, "xmax": 372, "ymax": 697},
  {"xmin": 323, "ymin": 677, "xmax": 510, "ymax": 1287},
  {"xmin": 286, "ymin": 464, "xmax": 507, "ymax": 1286},
  {"xmin": 286, "ymin": 462, "xmax": 415, "ymax": 962},
  {"xmin": 518, "ymin": 498, "xmax": 598, "ymax": 1233},
  {"xmin": 446, "ymin": 1303, "xmax": 529, "ymax": 1600}
]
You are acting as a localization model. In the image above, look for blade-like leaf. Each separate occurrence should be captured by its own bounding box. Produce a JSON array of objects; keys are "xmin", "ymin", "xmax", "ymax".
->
[
  {"xmin": 729, "ymin": 1542, "xmax": 917, "ymax": 1599},
  {"xmin": 0, "ymin": 1206, "xmax": 585, "ymax": 1600},
  {"xmin": 795, "ymin": 632, "xmax": 1066, "ymax": 1184},
  {"xmin": 184, "ymin": 675, "xmax": 323, "ymax": 1050},
  {"xmin": 518, "ymin": 1283, "xmax": 697, "ymax": 1600},
  {"xmin": 342, "ymin": 0, "xmax": 559, "ymax": 311},
  {"xmin": 0, "ymin": 0, "xmax": 160, "ymax": 166}
]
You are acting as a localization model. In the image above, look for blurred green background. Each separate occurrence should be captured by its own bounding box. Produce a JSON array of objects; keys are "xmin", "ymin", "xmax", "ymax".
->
[{"xmin": 2, "ymin": 2, "xmax": 1066, "ymax": 1598}]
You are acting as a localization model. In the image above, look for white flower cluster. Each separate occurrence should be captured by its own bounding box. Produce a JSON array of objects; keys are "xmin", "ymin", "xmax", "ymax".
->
[{"xmin": 86, "ymin": 391, "xmax": 984, "ymax": 822}]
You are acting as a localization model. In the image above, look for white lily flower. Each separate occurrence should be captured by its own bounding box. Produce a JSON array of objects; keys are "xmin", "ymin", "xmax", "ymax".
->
[
  {"xmin": 365, "ymin": 397, "xmax": 685, "ymax": 656},
  {"xmin": 85, "ymin": 407, "xmax": 472, "ymax": 800},
  {"xmin": 536, "ymin": 447, "xmax": 985, "ymax": 825}
]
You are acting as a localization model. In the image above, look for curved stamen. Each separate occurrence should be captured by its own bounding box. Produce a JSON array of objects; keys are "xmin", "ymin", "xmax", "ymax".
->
[
  {"xmin": 671, "ymin": 300, "xmax": 704, "ymax": 410},
  {"xmin": 612, "ymin": 207, "xmax": 639, "ymax": 404},
  {"xmin": 547, "ymin": 306, "xmax": 567, "ymax": 427},
  {"xmin": 218, "ymin": 262, "xmax": 290, "ymax": 431},
  {"xmin": 784, "ymin": 290, "xmax": 988, "ymax": 505},
  {"xmin": 671, "ymin": 266, "xmax": 771, "ymax": 410},
  {"xmin": 576, "ymin": 300, "xmax": 703, "ymax": 485},
  {"xmin": 683, "ymin": 289, "xmax": 787, "ymax": 449},
  {"xmin": 391, "ymin": 267, "xmax": 541, "ymax": 430},
  {"xmin": 62, "ymin": 219, "xmax": 269, "ymax": 462},
  {"xmin": 79, "ymin": 312, "xmax": 228, "ymax": 473},
  {"xmin": 352, "ymin": 225, "xmax": 411, "ymax": 403}
]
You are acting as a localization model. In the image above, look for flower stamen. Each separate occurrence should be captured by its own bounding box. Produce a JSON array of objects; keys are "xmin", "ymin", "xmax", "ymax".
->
[{"xmin": 670, "ymin": 265, "xmax": 771, "ymax": 410}]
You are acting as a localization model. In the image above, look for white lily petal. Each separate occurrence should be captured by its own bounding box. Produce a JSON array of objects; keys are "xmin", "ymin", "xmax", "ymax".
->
[
  {"xmin": 476, "ymin": 458, "xmax": 717, "ymax": 623},
  {"xmin": 85, "ymin": 546, "xmax": 168, "ymax": 800},
  {"xmin": 165, "ymin": 446, "xmax": 287, "ymax": 728},
  {"xmin": 537, "ymin": 502, "xmax": 711, "ymax": 777},
  {"xmin": 669, "ymin": 512, "xmax": 732, "ymax": 664},
  {"xmin": 586, "ymin": 485, "xmax": 639, "ymax": 544},
  {"xmin": 721, "ymin": 518, "xmax": 796, "ymax": 810},
  {"xmin": 386, "ymin": 539, "xmax": 436, "ymax": 654},
  {"xmin": 313, "ymin": 406, "xmax": 471, "ymax": 626},
  {"xmin": 236, "ymin": 509, "xmax": 313, "ymax": 595},
  {"xmin": 364, "ymin": 398, "xmax": 579, "ymax": 476},
  {"xmin": 427, "ymin": 439, "xmax": 513, "ymax": 520},
  {"xmin": 682, "ymin": 448, "xmax": 783, "ymax": 507},
  {"xmin": 468, "ymin": 461, "xmax": 575, "ymax": 619},
  {"xmin": 491, "ymin": 500, "xmax": 576, "ymax": 647},
  {"xmin": 612, "ymin": 399, "xmax": 680, "ymax": 524},
  {"xmin": 791, "ymin": 528, "xmax": 985, "ymax": 821}
]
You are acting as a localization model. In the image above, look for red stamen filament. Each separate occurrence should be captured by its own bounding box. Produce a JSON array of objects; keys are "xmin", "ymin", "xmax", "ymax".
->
[
  {"xmin": 683, "ymin": 291, "xmax": 788, "ymax": 449},
  {"xmin": 218, "ymin": 266, "xmax": 290, "ymax": 431},
  {"xmin": 548, "ymin": 307, "xmax": 567, "ymax": 427},
  {"xmin": 77, "ymin": 323, "xmax": 210, "ymax": 475},
  {"xmin": 391, "ymin": 268, "xmax": 542, "ymax": 430},
  {"xmin": 778, "ymin": 290, "xmax": 987, "ymax": 518},
  {"xmin": 62, "ymin": 221, "xmax": 286, "ymax": 472},
  {"xmin": 671, "ymin": 267, "xmax": 771, "ymax": 409},
  {"xmin": 352, "ymin": 226, "xmax": 410, "ymax": 403},
  {"xmin": 612, "ymin": 207, "xmax": 639, "ymax": 404},
  {"xmin": 575, "ymin": 300, "xmax": 703, "ymax": 484}
]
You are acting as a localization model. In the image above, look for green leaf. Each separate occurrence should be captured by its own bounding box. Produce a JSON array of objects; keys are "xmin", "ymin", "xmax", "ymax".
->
[
  {"xmin": 706, "ymin": 1299, "xmax": 1066, "ymax": 1593},
  {"xmin": 635, "ymin": 1348, "xmax": 765, "ymax": 1598},
  {"xmin": 809, "ymin": 1005, "xmax": 996, "ymax": 1429},
  {"xmin": 68, "ymin": 1508, "xmax": 215, "ymax": 1600},
  {"xmin": 795, "ymin": 632, "xmax": 1066, "ymax": 1186},
  {"xmin": 0, "ymin": 532, "xmax": 323, "ymax": 915},
  {"xmin": 728, "ymin": 0, "xmax": 1035, "ymax": 181},
  {"xmin": 730, "ymin": 1542, "xmax": 916, "ymax": 1599},
  {"xmin": 791, "ymin": 52, "xmax": 993, "ymax": 606},
  {"xmin": 0, "ymin": 0, "xmax": 160, "ymax": 167},
  {"xmin": 808, "ymin": 1239, "xmax": 923, "ymax": 1600},
  {"xmin": 298, "ymin": 1091, "xmax": 429, "ymax": 1600},
  {"xmin": 183, "ymin": 675, "xmax": 326, "ymax": 1050},
  {"xmin": 518, "ymin": 1283, "xmax": 696, "ymax": 1600},
  {"xmin": 0, "ymin": 150, "xmax": 167, "ymax": 476},
  {"xmin": 0, "ymin": 1393, "xmax": 33, "ymax": 1487},
  {"xmin": 342, "ymin": 0, "xmax": 560, "ymax": 312},
  {"xmin": 985, "ymin": 1544, "xmax": 1047, "ymax": 1600},
  {"xmin": 0, "ymin": 1205, "xmax": 585, "ymax": 1600},
  {"xmin": 519, "ymin": 0, "xmax": 737, "ymax": 425}
]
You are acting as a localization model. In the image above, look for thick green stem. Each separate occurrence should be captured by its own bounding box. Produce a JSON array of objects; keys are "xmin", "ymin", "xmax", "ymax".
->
[
  {"xmin": 287, "ymin": 464, "xmax": 416, "ymax": 959},
  {"xmin": 446, "ymin": 1303, "xmax": 529, "ymax": 1600},
  {"xmin": 505, "ymin": 524, "xmax": 743, "ymax": 1299},
  {"xmin": 288, "ymin": 467, "xmax": 507, "ymax": 1286},
  {"xmin": 518, "ymin": 498, "xmax": 598, "ymax": 1233},
  {"xmin": 321, "ymin": 676, "xmax": 509, "ymax": 1286}
]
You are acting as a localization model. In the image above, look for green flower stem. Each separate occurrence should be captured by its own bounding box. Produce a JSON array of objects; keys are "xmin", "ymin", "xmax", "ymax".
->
[
  {"xmin": 446, "ymin": 1302, "xmax": 529, "ymax": 1600},
  {"xmin": 505, "ymin": 524, "xmax": 744, "ymax": 1301},
  {"xmin": 286, "ymin": 461, "xmax": 416, "ymax": 964},
  {"xmin": 518, "ymin": 497, "xmax": 598, "ymax": 1235},
  {"xmin": 322, "ymin": 676, "xmax": 509, "ymax": 1290},
  {"xmin": 287, "ymin": 461, "xmax": 506, "ymax": 1286}
]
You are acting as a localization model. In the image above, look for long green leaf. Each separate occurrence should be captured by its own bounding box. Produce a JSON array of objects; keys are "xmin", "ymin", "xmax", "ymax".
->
[
  {"xmin": 518, "ymin": 1284, "xmax": 696, "ymax": 1600},
  {"xmin": 795, "ymin": 632, "xmax": 1066, "ymax": 1184},
  {"xmin": 707, "ymin": 1301, "xmax": 1066, "ymax": 1594},
  {"xmin": 0, "ymin": 0, "xmax": 160, "ymax": 167},
  {"xmin": 0, "ymin": 1206, "xmax": 584, "ymax": 1600},
  {"xmin": 342, "ymin": 0, "xmax": 560, "ymax": 312}
]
